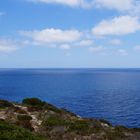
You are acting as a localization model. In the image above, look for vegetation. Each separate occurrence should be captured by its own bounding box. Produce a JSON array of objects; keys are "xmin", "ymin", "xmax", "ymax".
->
[
  {"xmin": 0, "ymin": 99, "xmax": 13, "ymax": 109},
  {"xmin": 44, "ymin": 103, "xmax": 62, "ymax": 113},
  {"xmin": 104, "ymin": 127, "xmax": 127, "ymax": 140},
  {"xmin": 68, "ymin": 120, "xmax": 91, "ymax": 135},
  {"xmin": 42, "ymin": 115, "xmax": 70, "ymax": 127},
  {"xmin": 0, "ymin": 120, "xmax": 46, "ymax": 140},
  {"xmin": 17, "ymin": 115, "xmax": 33, "ymax": 131},
  {"xmin": 22, "ymin": 98, "xmax": 46, "ymax": 107},
  {"xmin": 1, "ymin": 98, "xmax": 140, "ymax": 140}
]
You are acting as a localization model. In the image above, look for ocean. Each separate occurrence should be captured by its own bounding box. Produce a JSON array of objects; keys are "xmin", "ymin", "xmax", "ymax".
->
[{"xmin": 0, "ymin": 68, "xmax": 140, "ymax": 128}]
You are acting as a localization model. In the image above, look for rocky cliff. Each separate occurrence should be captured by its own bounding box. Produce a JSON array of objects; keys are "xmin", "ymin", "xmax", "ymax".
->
[{"xmin": 0, "ymin": 98, "xmax": 140, "ymax": 140}]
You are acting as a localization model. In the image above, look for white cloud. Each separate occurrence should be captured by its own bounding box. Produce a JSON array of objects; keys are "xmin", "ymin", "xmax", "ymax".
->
[
  {"xmin": 20, "ymin": 28, "xmax": 82, "ymax": 44},
  {"xmin": 27, "ymin": 0, "xmax": 91, "ymax": 8},
  {"xmin": 76, "ymin": 40, "xmax": 94, "ymax": 47},
  {"xmin": 118, "ymin": 49, "xmax": 128, "ymax": 55},
  {"xmin": 0, "ymin": 39, "xmax": 18, "ymax": 53},
  {"xmin": 92, "ymin": 15, "xmax": 140, "ymax": 36},
  {"xmin": 94, "ymin": 0, "xmax": 134, "ymax": 11},
  {"xmin": 20, "ymin": 28, "xmax": 94, "ymax": 51},
  {"xmin": 89, "ymin": 46, "xmax": 105, "ymax": 53},
  {"xmin": 26, "ymin": 0, "xmax": 140, "ymax": 14},
  {"xmin": 109, "ymin": 39, "xmax": 122, "ymax": 45}
]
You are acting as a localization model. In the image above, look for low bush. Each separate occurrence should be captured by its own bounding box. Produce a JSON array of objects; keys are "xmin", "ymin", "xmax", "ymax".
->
[
  {"xmin": 68, "ymin": 120, "xmax": 91, "ymax": 135},
  {"xmin": 0, "ymin": 99, "xmax": 13, "ymax": 109},
  {"xmin": 43, "ymin": 103, "xmax": 61, "ymax": 113},
  {"xmin": 0, "ymin": 120, "xmax": 46, "ymax": 140},
  {"xmin": 22, "ymin": 98, "xmax": 46, "ymax": 108},
  {"xmin": 17, "ymin": 115, "xmax": 33, "ymax": 130},
  {"xmin": 42, "ymin": 115, "xmax": 70, "ymax": 127}
]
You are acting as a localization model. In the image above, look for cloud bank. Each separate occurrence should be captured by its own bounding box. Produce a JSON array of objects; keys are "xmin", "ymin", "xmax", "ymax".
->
[
  {"xmin": 20, "ymin": 28, "xmax": 82, "ymax": 44},
  {"xmin": 92, "ymin": 16, "xmax": 140, "ymax": 36},
  {"xmin": 27, "ymin": 0, "xmax": 140, "ymax": 14}
]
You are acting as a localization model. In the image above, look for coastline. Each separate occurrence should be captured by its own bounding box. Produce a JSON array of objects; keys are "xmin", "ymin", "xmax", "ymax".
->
[{"xmin": 0, "ymin": 98, "xmax": 140, "ymax": 140}]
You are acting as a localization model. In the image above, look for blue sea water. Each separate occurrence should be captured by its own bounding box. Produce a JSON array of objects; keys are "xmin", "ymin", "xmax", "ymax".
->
[{"xmin": 0, "ymin": 68, "xmax": 140, "ymax": 128}]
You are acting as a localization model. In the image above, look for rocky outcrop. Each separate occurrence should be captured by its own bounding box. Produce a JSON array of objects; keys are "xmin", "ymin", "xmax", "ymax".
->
[{"xmin": 0, "ymin": 98, "xmax": 140, "ymax": 140}]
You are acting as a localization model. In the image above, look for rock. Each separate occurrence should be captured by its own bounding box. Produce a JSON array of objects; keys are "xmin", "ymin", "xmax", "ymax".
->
[{"xmin": 0, "ymin": 98, "xmax": 140, "ymax": 140}]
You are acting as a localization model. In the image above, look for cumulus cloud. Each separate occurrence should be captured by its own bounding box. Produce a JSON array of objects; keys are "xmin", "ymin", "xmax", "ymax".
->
[
  {"xmin": 20, "ymin": 28, "xmax": 96, "ymax": 53},
  {"xmin": 20, "ymin": 28, "xmax": 82, "ymax": 44},
  {"xmin": 0, "ymin": 39, "xmax": 18, "ymax": 53},
  {"xmin": 92, "ymin": 15, "xmax": 140, "ymax": 36}
]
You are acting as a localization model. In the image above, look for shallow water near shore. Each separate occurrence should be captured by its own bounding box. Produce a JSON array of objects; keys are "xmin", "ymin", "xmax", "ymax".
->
[{"xmin": 0, "ymin": 68, "xmax": 140, "ymax": 128}]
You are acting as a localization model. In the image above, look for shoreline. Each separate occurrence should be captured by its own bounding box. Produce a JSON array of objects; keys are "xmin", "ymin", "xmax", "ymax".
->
[{"xmin": 0, "ymin": 98, "xmax": 140, "ymax": 140}]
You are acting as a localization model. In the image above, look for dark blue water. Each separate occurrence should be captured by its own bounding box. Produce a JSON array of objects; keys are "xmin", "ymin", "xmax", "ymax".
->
[{"xmin": 0, "ymin": 68, "xmax": 140, "ymax": 128}]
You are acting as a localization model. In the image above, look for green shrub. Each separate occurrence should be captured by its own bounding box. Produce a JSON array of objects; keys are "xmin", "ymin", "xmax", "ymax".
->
[
  {"xmin": 43, "ymin": 103, "xmax": 61, "ymax": 113},
  {"xmin": 22, "ymin": 98, "xmax": 46, "ymax": 107},
  {"xmin": 42, "ymin": 115, "xmax": 70, "ymax": 127},
  {"xmin": 68, "ymin": 120, "xmax": 91, "ymax": 135},
  {"xmin": 0, "ymin": 99, "xmax": 13, "ymax": 109},
  {"xmin": 68, "ymin": 119, "xmax": 103, "ymax": 135},
  {"xmin": 17, "ymin": 115, "xmax": 33, "ymax": 131},
  {"xmin": 0, "ymin": 120, "xmax": 46, "ymax": 140}
]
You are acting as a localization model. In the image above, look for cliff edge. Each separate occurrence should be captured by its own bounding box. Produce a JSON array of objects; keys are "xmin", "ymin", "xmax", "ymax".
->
[{"xmin": 0, "ymin": 98, "xmax": 140, "ymax": 140}]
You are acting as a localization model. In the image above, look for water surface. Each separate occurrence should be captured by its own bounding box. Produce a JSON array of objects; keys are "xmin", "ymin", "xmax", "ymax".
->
[{"xmin": 0, "ymin": 68, "xmax": 140, "ymax": 128}]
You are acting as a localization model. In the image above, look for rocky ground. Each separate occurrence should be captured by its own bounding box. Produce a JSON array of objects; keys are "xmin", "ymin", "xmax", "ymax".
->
[{"xmin": 0, "ymin": 98, "xmax": 140, "ymax": 140}]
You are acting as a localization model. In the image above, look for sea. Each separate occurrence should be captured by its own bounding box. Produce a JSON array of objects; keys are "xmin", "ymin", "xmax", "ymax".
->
[{"xmin": 0, "ymin": 68, "xmax": 140, "ymax": 128}]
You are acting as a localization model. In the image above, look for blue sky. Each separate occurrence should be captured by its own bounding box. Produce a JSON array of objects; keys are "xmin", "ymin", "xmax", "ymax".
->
[{"xmin": 0, "ymin": 0, "xmax": 140, "ymax": 68}]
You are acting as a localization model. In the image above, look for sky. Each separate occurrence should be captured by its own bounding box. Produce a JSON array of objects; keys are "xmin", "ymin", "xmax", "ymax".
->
[{"xmin": 0, "ymin": 0, "xmax": 140, "ymax": 68}]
